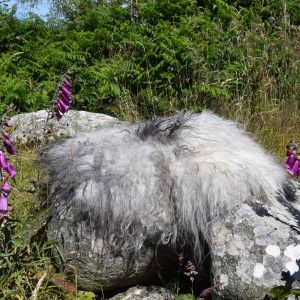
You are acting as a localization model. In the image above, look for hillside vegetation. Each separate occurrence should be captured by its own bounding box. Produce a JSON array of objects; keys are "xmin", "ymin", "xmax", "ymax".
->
[
  {"xmin": 1, "ymin": 0, "xmax": 300, "ymax": 146},
  {"xmin": 1, "ymin": 0, "xmax": 299, "ymax": 155}
]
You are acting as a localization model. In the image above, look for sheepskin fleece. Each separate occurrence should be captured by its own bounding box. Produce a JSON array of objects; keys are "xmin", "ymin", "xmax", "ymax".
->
[{"xmin": 42, "ymin": 111, "xmax": 291, "ymax": 260}]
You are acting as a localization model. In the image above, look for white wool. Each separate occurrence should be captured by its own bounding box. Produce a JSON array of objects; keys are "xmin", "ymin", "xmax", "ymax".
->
[{"xmin": 43, "ymin": 111, "xmax": 291, "ymax": 260}]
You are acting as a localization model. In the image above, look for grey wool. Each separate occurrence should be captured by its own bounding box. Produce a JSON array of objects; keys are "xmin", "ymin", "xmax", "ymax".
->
[{"xmin": 42, "ymin": 111, "xmax": 293, "ymax": 260}]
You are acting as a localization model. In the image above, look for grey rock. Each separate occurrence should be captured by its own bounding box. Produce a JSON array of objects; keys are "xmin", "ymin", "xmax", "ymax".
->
[
  {"xmin": 11, "ymin": 110, "xmax": 116, "ymax": 144},
  {"xmin": 48, "ymin": 199, "xmax": 175, "ymax": 292},
  {"xmin": 109, "ymin": 286, "xmax": 175, "ymax": 300},
  {"xmin": 211, "ymin": 190, "xmax": 300, "ymax": 300}
]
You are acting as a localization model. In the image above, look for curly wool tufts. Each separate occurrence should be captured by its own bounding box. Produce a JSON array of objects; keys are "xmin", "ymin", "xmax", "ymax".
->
[{"xmin": 42, "ymin": 111, "xmax": 291, "ymax": 260}]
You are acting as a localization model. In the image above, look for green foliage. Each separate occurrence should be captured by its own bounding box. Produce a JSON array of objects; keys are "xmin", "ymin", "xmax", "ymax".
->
[
  {"xmin": 0, "ymin": 150, "xmax": 54, "ymax": 299},
  {"xmin": 270, "ymin": 286, "xmax": 300, "ymax": 299},
  {"xmin": 0, "ymin": 0, "xmax": 299, "ymax": 124},
  {"xmin": 0, "ymin": 149, "xmax": 99, "ymax": 299}
]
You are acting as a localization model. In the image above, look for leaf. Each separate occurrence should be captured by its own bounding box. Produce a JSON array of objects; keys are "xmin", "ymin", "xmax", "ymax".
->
[
  {"xmin": 14, "ymin": 208, "xmax": 49, "ymax": 249},
  {"xmin": 110, "ymin": 83, "xmax": 121, "ymax": 97},
  {"xmin": 270, "ymin": 286, "xmax": 290, "ymax": 299},
  {"xmin": 290, "ymin": 289, "xmax": 300, "ymax": 295}
]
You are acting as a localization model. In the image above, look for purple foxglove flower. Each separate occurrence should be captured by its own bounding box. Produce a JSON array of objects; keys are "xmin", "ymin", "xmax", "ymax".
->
[
  {"xmin": 289, "ymin": 160, "xmax": 299, "ymax": 176},
  {"xmin": 4, "ymin": 139, "xmax": 13, "ymax": 147},
  {"xmin": 5, "ymin": 163, "xmax": 16, "ymax": 178},
  {"xmin": 3, "ymin": 132, "xmax": 10, "ymax": 139},
  {"xmin": 60, "ymin": 93, "xmax": 72, "ymax": 105},
  {"xmin": 2, "ymin": 181, "xmax": 10, "ymax": 196},
  {"xmin": 5, "ymin": 144, "xmax": 16, "ymax": 155},
  {"xmin": 60, "ymin": 86, "xmax": 72, "ymax": 99},
  {"xmin": 0, "ymin": 152, "xmax": 9, "ymax": 170},
  {"xmin": 64, "ymin": 80, "xmax": 72, "ymax": 88},
  {"xmin": 285, "ymin": 154, "xmax": 295, "ymax": 169},
  {"xmin": 57, "ymin": 100, "xmax": 69, "ymax": 113},
  {"xmin": 4, "ymin": 139, "xmax": 16, "ymax": 155},
  {"xmin": 0, "ymin": 194, "xmax": 8, "ymax": 215}
]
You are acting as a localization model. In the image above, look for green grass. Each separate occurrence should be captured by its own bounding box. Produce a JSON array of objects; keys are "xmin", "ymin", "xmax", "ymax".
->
[{"xmin": 0, "ymin": 148, "xmax": 97, "ymax": 299}]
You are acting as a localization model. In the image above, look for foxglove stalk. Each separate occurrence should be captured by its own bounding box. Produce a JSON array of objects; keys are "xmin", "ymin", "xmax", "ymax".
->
[
  {"xmin": 52, "ymin": 71, "xmax": 73, "ymax": 121},
  {"xmin": 0, "ymin": 103, "xmax": 16, "ymax": 217}
]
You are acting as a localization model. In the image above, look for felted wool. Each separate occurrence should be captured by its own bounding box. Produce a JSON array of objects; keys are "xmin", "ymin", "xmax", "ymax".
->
[{"xmin": 42, "ymin": 111, "xmax": 293, "ymax": 260}]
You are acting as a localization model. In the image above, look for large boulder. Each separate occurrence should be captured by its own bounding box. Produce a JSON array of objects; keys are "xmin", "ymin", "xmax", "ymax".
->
[
  {"xmin": 48, "ymin": 199, "xmax": 176, "ymax": 292},
  {"xmin": 11, "ymin": 110, "xmax": 300, "ymax": 298},
  {"xmin": 211, "ymin": 185, "xmax": 300, "ymax": 299},
  {"xmin": 11, "ymin": 110, "xmax": 116, "ymax": 144}
]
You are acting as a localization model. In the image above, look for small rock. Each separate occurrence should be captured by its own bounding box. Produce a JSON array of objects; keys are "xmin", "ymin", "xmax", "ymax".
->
[{"xmin": 109, "ymin": 286, "xmax": 175, "ymax": 300}]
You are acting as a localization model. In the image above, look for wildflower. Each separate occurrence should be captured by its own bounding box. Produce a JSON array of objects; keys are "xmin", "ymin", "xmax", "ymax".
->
[
  {"xmin": 60, "ymin": 86, "xmax": 72, "ymax": 99},
  {"xmin": 285, "ymin": 140, "xmax": 300, "ymax": 176},
  {"xmin": 4, "ymin": 138, "xmax": 16, "ymax": 155},
  {"xmin": 52, "ymin": 71, "xmax": 72, "ymax": 121},
  {"xmin": 183, "ymin": 260, "xmax": 198, "ymax": 283},
  {"xmin": 57, "ymin": 98, "xmax": 70, "ymax": 114},
  {"xmin": 3, "ymin": 132, "xmax": 10, "ymax": 139},
  {"xmin": 0, "ymin": 152, "xmax": 16, "ymax": 178},
  {"xmin": 0, "ymin": 194, "xmax": 8, "ymax": 215},
  {"xmin": 0, "ymin": 152, "xmax": 9, "ymax": 170},
  {"xmin": 0, "ymin": 104, "xmax": 16, "ymax": 218},
  {"xmin": 6, "ymin": 163, "xmax": 16, "ymax": 179},
  {"xmin": 291, "ymin": 160, "xmax": 300, "ymax": 176},
  {"xmin": 64, "ymin": 79, "xmax": 72, "ymax": 89},
  {"xmin": 285, "ymin": 152, "xmax": 295, "ymax": 169},
  {"xmin": 2, "ymin": 181, "xmax": 11, "ymax": 196}
]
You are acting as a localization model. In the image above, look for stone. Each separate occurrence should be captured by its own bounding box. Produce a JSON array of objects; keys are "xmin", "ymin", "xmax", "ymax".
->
[
  {"xmin": 210, "ymin": 183, "xmax": 300, "ymax": 299},
  {"xmin": 109, "ymin": 286, "xmax": 175, "ymax": 300},
  {"xmin": 48, "ymin": 200, "xmax": 176, "ymax": 292},
  {"xmin": 11, "ymin": 110, "xmax": 300, "ymax": 297},
  {"xmin": 11, "ymin": 110, "xmax": 116, "ymax": 145}
]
